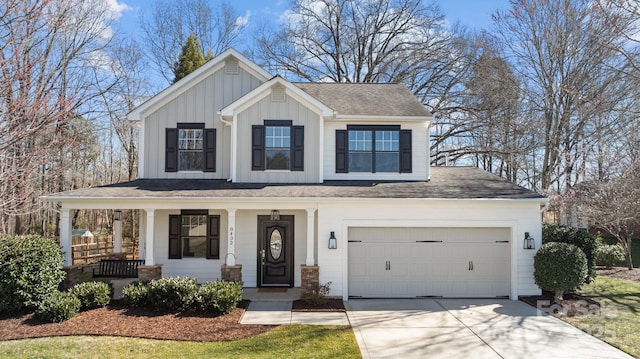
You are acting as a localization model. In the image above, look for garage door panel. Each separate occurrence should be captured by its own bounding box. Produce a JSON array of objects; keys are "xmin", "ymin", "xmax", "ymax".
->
[{"xmin": 348, "ymin": 227, "xmax": 511, "ymax": 298}]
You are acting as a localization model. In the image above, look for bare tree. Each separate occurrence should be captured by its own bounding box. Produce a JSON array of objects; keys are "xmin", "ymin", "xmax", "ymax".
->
[
  {"xmin": 141, "ymin": 0, "xmax": 247, "ymax": 84},
  {"xmin": 0, "ymin": 0, "xmax": 120, "ymax": 234},
  {"xmin": 491, "ymin": 0, "xmax": 636, "ymax": 192}
]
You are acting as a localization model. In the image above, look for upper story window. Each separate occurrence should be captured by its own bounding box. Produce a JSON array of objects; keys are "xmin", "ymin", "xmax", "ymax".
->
[
  {"xmin": 165, "ymin": 123, "xmax": 216, "ymax": 173},
  {"xmin": 337, "ymin": 125, "xmax": 412, "ymax": 174},
  {"xmin": 265, "ymin": 126, "xmax": 291, "ymax": 169},
  {"xmin": 169, "ymin": 210, "xmax": 220, "ymax": 259},
  {"xmin": 252, "ymin": 120, "xmax": 304, "ymax": 171}
]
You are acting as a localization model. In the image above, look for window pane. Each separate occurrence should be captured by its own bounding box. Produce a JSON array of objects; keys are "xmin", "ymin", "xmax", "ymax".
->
[
  {"xmin": 266, "ymin": 149, "xmax": 290, "ymax": 169},
  {"xmin": 178, "ymin": 129, "xmax": 203, "ymax": 170},
  {"xmin": 349, "ymin": 130, "xmax": 372, "ymax": 151},
  {"xmin": 266, "ymin": 126, "xmax": 290, "ymax": 148},
  {"xmin": 376, "ymin": 152, "xmax": 399, "ymax": 172},
  {"xmin": 178, "ymin": 151, "xmax": 203, "ymax": 171},
  {"xmin": 183, "ymin": 237, "xmax": 206, "ymax": 257},
  {"xmin": 349, "ymin": 153, "xmax": 372, "ymax": 172},
  {"xmin": 375, "ymin": 131, "xmax": 399, "ymax": 151}
]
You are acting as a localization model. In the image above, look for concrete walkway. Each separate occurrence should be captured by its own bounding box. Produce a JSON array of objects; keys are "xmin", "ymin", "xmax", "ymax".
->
[
  {"xmin": 346, "ymin": 298, "xmax": 633, "ymax": 359},
  {"xmin": 240, "ymin": 301, "xmax": 350, "ymax": 325}
]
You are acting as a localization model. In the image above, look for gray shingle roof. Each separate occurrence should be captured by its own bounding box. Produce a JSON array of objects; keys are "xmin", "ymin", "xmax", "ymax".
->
[
  {"xmin": 294, "ymin": 83, "xmax": 431, "ymax": 117},
  {"xmin": 43, "ymin": 167, "xmax": 545, "ymax": 201}
]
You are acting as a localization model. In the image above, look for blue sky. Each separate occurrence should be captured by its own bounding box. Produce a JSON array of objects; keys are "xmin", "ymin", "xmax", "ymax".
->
[{"xmin": 114, "ymin": 0, "xmax": 511, "ymax": 40}]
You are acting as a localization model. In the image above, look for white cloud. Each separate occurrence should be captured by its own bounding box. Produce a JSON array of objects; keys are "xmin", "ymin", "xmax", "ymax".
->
[
  {"xmin": 235, "ymin": 10, "xmax": 251, "ymax": 27},
  {"xmin": 104, "ymin": 0, "xmax": 132, "ymax": 20}
]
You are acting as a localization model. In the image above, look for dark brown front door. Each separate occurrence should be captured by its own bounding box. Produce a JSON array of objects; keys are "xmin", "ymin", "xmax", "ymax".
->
[{"xmin": 258, "ymin": 215, "xmax": 294, "ymax": 287}]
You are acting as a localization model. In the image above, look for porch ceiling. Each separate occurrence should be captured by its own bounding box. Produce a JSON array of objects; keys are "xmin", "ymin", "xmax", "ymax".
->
[{"xmin": 42, "ymin": 167, "xmax": 545, "ymax": 201}]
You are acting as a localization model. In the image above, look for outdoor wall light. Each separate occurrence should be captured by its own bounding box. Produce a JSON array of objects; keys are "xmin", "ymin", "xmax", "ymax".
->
[
  {"xmin": 113, "ymin": 209, "xmax": 122, "ymax": 221},
  {"xmin": 328, "ymin": 231, "xmax": 337, "ymax": 249},
  {"xmin": 270, "ymin": 209, "xmax": 280, "ymax": 221},
  {"xmin": 523, "ymin": 232, "xmax": 535, "ymax": 249}
]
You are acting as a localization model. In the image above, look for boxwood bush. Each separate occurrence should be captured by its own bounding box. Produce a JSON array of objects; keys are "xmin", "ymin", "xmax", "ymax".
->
[
  {"xmin": 596, "ymin": 240, "xmax": 625, "ymax": 268},
  {"xmin": 122, "ymin": 280, "xmax": 151, "ymax": 308},
  {"xmin": 197, "ymin": 281, "xmax": 242, "ymax": 314},
  {"xmin": 35, "ymin": 291, "xmax": 80, "ymax": 323},
  {"xmin": 542, "ymin": 224, "xmax": 598, "ymax": 283},
  {"xmin": 70, "ymin": 281, "xmax": 111, "ymax": 311},
  {"xmin": 148, "ymin": 276, "xmax": 198, "ymax": 312},
  {"xmin": 534, "ymin": 242, "xmax": 587, "ymax": 302},
  {"xmin": 0, "ymin": 235, "xmax": 66, "ymax": 312}
]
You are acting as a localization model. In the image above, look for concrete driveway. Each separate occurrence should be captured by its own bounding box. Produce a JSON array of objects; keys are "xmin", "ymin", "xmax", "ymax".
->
[{"xmin": 346, "ymin": 299, "xmax": 632, "ymax": 359}]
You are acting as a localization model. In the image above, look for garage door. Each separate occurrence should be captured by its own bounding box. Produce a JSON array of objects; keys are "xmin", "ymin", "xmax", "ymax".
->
[{"xmin": 348, "ymin": 227, "xmax": 511, "ymax": 298}]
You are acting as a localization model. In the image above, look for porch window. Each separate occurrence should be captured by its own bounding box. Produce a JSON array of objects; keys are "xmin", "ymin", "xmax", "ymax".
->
[{"xmin": 169, "ymin": 211, "xmax": 220, "ymax": 259}]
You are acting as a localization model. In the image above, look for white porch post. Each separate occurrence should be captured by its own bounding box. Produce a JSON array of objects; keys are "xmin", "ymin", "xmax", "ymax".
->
[
  {"xmin": 305, "ymin": 208, "xmax": 316, "ymax": 266},
  {"xmin": 60, "ymin": 209, "xmax": 73, "ymax": 266},
  {"xmin": 113, "ymin": 217, "xmax": 122, "ymax": 253},
  {"xmin": 226, "ymin": 208, "xmax": 237, "ymax": 265},
  {"xmin": 138, "ymin": 210, "xmax": 146, "ymax": 260},
  {"xmin": 145, "ymin": 209, "xmax": 155, "ymax": 265}
]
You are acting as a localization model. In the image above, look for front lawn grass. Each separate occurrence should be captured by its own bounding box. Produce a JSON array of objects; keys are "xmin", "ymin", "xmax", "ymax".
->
[
  {"xmin": 0, "ymin": 325, "xmax": 360, "ymax": 359},
  {"xmin": 563, "ymin": 275, "xmax": 640, "ymax": 358}
]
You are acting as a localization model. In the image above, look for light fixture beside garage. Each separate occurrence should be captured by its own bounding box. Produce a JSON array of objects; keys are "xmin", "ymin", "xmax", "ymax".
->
[
  {"xmin": 523, "ymin": 232, "xmax": 535, "ymax": 249},
  {"xmin": 328, "ymin": 231, "xmax": 337, "ymax": 249}
]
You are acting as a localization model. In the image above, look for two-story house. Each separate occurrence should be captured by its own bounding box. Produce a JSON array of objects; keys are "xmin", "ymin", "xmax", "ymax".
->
[{"xmin": 44, "ymin": 49, "xmax": 546, "ymax": 300}]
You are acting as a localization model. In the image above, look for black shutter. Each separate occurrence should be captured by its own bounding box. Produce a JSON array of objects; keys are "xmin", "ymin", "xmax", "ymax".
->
[
  {"xmin": 203, "ymin": 129, "xmax": 216, "ymax": 172},
  {"xmin": 165, "ymin": 128, "xmax": 178, "ymax": 172},
  {"xmin": 252, "ymin": 125, "xmax": 265, "ymax": 170},
  {"xmin": 335, "ymin": 130, "xmax": 348, "ymax": 173},
  {"xmin": 168, "ymin": 215, "xmax": 181, "ymax": 259},
  {"xmin": 207, "ymin": 215, "xmax": 220, "ymax": 259},
  {"xmin": 291, "ymin": 126, "xmax": 304, "ymax": 171},
  {"xmin": 399, "ymin": 129, "xmax": 412, "ymax": 173}
]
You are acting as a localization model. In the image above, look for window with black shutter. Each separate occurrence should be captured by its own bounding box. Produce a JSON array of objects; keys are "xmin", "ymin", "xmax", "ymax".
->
[
  {"xmin": 165, "ymin": 123, "xmax": 216, "ymax": 173},
  {"xmin": 336, "ymin": 125, "xmax": 412, "ymax": 173},
  {"xmin": 252, "ymin": 120, "xmax": 304, "ymax": 171},
  {"xmin": 168, "ymin": 211, "xmax": 220, "ymax": 260}
]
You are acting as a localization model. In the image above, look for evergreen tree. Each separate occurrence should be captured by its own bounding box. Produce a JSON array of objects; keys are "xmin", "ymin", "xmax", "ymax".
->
[{"xmin": 172, "ymin": 33, "xmax": 207, "ymax": 83}]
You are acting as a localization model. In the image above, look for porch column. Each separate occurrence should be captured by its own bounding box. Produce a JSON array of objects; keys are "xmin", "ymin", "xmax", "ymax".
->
[
  {"xmin": 138, "ymin": 210, "xmax": 146, "ymax": 260},
  {"xmin": 60, "ymin": 208, "xmax": 73, "ymax": 266},
  {"xmin": 305, "ymin": 208, "xmax": 316, "ymax": 266},
  {"xmin": 113, "ymin": 215, "xmax": 122, "ymax": 253},
  {"xmin": 226, "ymin": 208, "xmax": 237, "ymax": 265},
  {"xmin": 145, "ymin": 209, "xmax": 155, "ymax": 265}
]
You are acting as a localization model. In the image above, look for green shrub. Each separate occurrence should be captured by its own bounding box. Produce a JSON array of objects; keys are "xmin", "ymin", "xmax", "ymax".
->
[
  {"xmin": 147, "ymin": 277, "xmax": 198, "ymax": 312},
  {"xmin": 34, "ymin": 291, "xmax": 80, "ymax": 323},
  {"xmin": 70, "ymin": 281, "xmax": 111, "ymax": 311},
  {"xmin": 122, "ymin": 280, "xmax": 151, "ymax": 308},
  {"xmin": 0, "ymin": 235, "xmax": 66, "ymax": 312},
  {"xmin": 596, "ymin": 240, "xmax": 625, "ymax": 268},
  {"xmin": 301, "ymin": 282, "xmax": 332, "ymax": 306},
  {"xmin": 197, "ymin": 281, "xmax": 243, "ymax": 314},
  {"xmin": 542, "ymin": 224, "xmax": 598, "ymax": 283},
  {"xmin": 534, "ymin": 242, "xmax": 588, "ymax": 302}
]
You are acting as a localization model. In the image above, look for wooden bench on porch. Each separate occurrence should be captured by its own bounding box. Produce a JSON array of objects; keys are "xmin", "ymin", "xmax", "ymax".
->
[{"xmin": 93, "ymin": 259, "xmax": 145, "ymax": 278}]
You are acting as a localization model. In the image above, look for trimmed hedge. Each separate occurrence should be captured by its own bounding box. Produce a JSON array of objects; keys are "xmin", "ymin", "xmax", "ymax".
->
[
  {"xmin": 70, "ymin": 281, "xmax": 111, "ymax": 311},
  {"xmin": 123, "ymin": 277, "xmax": 242, "ymax": 314},
  {"xmin": 0, "ymin": 235, "xmax": 66, "ymax": 312},
  {"xmin": 534, "ymin": 242, "xmax": 587, "ymax": 302},
  {"xmin": 596, "ymin": 241, "xmax": 625, "ymax": 268},
  {"xmin": 197, "ymin": 281, "xmax": 242, "ymax": 314},
  {"xmin": 35, "ymin": 291, "xmax": 80, "ymax": 323},
  {"xmin": 542, "ymin": 224, "xmax": 598, "ymax": 283}
]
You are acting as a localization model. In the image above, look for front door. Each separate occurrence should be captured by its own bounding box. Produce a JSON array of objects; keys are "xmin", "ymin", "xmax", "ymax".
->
[{"xmin": 257, "ymin": 215, "xmax": 294, "ymax": 287}]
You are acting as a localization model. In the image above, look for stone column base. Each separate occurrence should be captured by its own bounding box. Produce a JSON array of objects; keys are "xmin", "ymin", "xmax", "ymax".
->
[
  {"xmin": 61, "ymin": 265, "xmax": 82, "ymax": 290},
  {"xmin": 300, "ymin": 265, "xmax": 319, "ymax": 296},
  {"xmin": 221, "ymin": 265, "xmax": 242, "ymax": 282},
  {"xmin": 138, "ymin": 264, "xmax": 162, "ymax": 281}
]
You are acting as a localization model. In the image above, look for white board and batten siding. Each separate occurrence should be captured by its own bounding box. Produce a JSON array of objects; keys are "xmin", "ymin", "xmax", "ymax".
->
[
  {"xmin": 348, "ymin": 227, "xmax": 511, "ymax": 298},
  {"xmin": 235, "ymin": 94, "xmax": 321, "ymax": 183},
  {"xmin": 143, "ymin": 66, "xmax": 263, "ymax": 179}
]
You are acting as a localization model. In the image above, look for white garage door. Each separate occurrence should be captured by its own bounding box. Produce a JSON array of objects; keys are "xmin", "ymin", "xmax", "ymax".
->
[{"xmin": 348, "ymin": 227, "xmax": 511, "ymax": 298}]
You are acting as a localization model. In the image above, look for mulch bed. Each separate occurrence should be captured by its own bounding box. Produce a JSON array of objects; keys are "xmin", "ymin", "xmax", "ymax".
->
[
  {"xmin": 292, "ymin": 298, "xmax": 345, "ymax": 312},
  {"xmin": 0, "ymin": 300, "xmax": 273, "ymax": 342}
]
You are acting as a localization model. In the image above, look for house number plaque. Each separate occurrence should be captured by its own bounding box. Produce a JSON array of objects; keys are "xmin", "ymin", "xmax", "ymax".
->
[{"xmin": 229, "ymin": 226, "xmax": 234, "ymax": 245}]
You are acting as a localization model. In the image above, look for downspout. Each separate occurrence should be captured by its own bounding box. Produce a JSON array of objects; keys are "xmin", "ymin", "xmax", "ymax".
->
[{"xmin": 218, "ymin": 111, "xmax": 234, "ymax": 182}]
